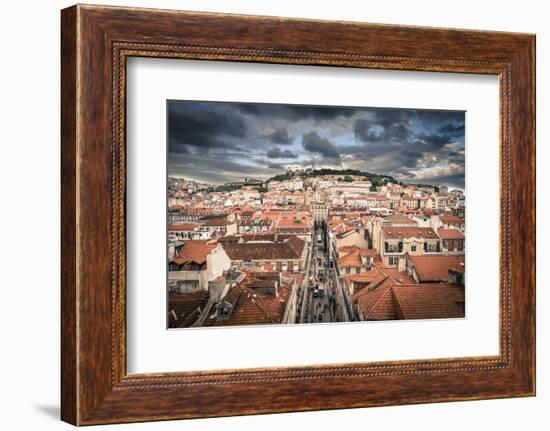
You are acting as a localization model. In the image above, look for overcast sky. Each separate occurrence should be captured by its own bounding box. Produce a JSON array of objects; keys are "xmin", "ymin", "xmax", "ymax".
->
[{"xmin": 168, "ymin": 100, "xmax": 465, "ymax": 189}]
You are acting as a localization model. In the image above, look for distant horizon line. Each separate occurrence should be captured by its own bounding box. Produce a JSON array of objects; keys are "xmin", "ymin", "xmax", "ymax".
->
[{"xmin": 168, "ymin": 173, "xmax": 464, "ymax": 193}]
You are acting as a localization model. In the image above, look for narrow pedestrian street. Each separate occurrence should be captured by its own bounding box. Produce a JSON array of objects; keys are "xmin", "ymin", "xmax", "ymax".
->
[{"xmin": 301, "ymin": 224, "xmax": 342, "ymax": 323}]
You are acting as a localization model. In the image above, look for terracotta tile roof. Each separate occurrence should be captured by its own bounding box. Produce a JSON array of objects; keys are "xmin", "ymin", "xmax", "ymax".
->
[
  {"xmin": 438, "ymin": 228, "xmax": 465, "ymax": 240},
  {"xmin": 409, "ymin": 255, "xmax": 465, "ymax": 282},
  {"xmin": 275, "ymin": 216, "xmax": 311, "ymax": 229},
  {"xmin": 379, "ymin": 268, "xmax": 417, "ymax": 284},
  {"xmin": 384, "ymin": 214, "xmax": 418, "ymax": 225},
  {"xmin": 354, "ymin": 281, "xmax": 399, "ymax": 320},
  {"xmin": 221, "ymin": 236, "xmax": 305, "ymax": 261},
  {"xmin": 354, "ymin": 282, "xmax": 464, "ymax": 320},
  {"xmin": 242, "ymin": 279, "xmax": 278, "ymax": 290},
  {"xmin": 205, "ymin": 283, "xmax": 291, "ymax": 326},
  {"xmin": 168, "ymin": 291, "xmax": 210, "ymax": 328},
  {"xmin": 339, "ymin": 251, "xmax": 363, "ymax": 268},
  {"xmin": 349, "ymin": 270, "xmax": 382, "ymax": 284},
  {"xmin": 338, "ymin": 247, "xmax": 377, "ymax": 268},
  {"xmin": 286, "ymin": 235, "xmax": 306, "ymax": 256},
  {"xmin": 201, "ymin": 219, "xmax": 234, "ymax": 226},
  {"xmin": 392, "ymin": 284, "xmax": 465, "ymax": 319},
  {"xmin": 339, "ymin": 246, "xmax": 378, "ymax": 257},
  {"xmin": 338, "ymin": 245, "xmax": 357, "ymax": 254},
  {"xmin": 173, "ymin": 242, "xmax": 217, "ymax": 265},
  {"xmin": 440, "ymin": 215, "xmax": 465, "ymax": 225},
  {"xmin": 382, "ymin": 226, "xmax": 439, "ymax": 239}
]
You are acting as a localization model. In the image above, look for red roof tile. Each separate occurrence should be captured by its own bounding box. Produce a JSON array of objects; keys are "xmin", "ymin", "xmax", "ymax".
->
[
  {"xmin": 382, "ymin": 226, "xmax": 439, "ymax": 239},
  {"xmin": 438, "ymin": 228, "xmax": 465, "ymax": 240},
  {"xmin": 173, "ymin": 242, "xmax": 217, "ymax": 265},
  {"xmin": 221, "ymin": 236, "xmax": 305, "ymax": 261},
  {"xmin": 384, "ymin": 214, "xmax": 418, "ymax": 225},
  {"xmin": 354, "ymin": 281, "xmax": 398, "ymax": 320},
  {"xmin": 205, "ymin": 283, "xmax": 291, "ymax": 326},
  {"xmin": 168, "ymin": 291, "xmax": 210, "ymax": 328},
  {"xmin": 409, "ymin": 255, "xmax": 465, "ymax": 282},
  {"xmin": 440, "ymin": 215, "xmax": 465, "ymax": 225},
  {"xmin": 338, "ymin": 247, "xmax": 377, "ymax": 268},
  {"xmin": 354, "ymin": 282, "xmax": 464, "ymax": 320},
  {"xmin": 201, "ymin": 219, "xmax": 234, "ymax": 226},
  {"xmin": 392, "ymin": 284, "xmax": 465, "ymax": 319}
]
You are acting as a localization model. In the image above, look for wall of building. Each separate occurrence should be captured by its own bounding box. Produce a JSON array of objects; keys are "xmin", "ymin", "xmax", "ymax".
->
[
  {"xmin": 206, "ymin": 245, "xmax": 232, "ymax": 285},
  {"xmin": 335, "ymin": 230, "xmax": 369, "ymax": 250}
]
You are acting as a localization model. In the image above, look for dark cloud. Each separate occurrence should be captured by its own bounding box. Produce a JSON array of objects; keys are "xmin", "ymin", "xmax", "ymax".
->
[
  {"xmin": 263, "ymin": 128, "xmax": 293, "ymax": 145},
  {"xmin": 266, "ymin": 147, "xmax": 297, "ymax": 159},
  {"xmin": 414, "ymin": 110, "xmax": 465, "ymax": 124},
  {"xmin": 399, "ymin": 148, "xmax": 423, "ymax": 167},
  {"xmin": 238, "ymin": 103, "xmax": 357, "ymax": 123},
  {"xmin": 346, "ymin": 109, "xmax": 465, "ymax": 173},
  {"xmin": 302, "ymin": 131, "xmax": 341, "ymax": 161},
  {"xmin": 168, "ymin": 102, "xmax": 247, "ymax": 154},
  {"xmin": 413, "ymin": 133, "xmax": 453, "ymax": 151},
  {"xmin": 439, "ymin": 123, "xmax": 465, "ymax": 137},
  {"xmin": 167, "ymin": 101, "xmax": 465, "ymax": 188},
  {"xmin": 408, "ymin": 172, "xmax": 465, "ymax": 189}
]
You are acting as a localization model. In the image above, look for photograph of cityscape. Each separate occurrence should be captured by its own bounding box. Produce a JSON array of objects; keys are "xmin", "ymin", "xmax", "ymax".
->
[{"xmin": 167, "ymin": 100, "xmax": 466, "ymax": 329}]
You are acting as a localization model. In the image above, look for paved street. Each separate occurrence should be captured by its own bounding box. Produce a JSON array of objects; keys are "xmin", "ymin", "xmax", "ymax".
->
[{"xmin": 301, "ymin": 224, "xmax": 340, "ymax": 323}]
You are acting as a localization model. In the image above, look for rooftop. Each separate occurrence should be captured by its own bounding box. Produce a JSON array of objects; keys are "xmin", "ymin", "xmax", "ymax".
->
[
  {"xmin": 382, "ymin": 226, "xmax": 439, "ymax": 240},
  {"xmin": 338, "ymin": 247, "xmax": 378, "ymax": 268},
  {"xmin": 438, "ymin": 228, "xmax": 465, "ymax": 240},
  {"xmin": 440, "ymin": 215, "xmax": 465, "ymax": 224},
  {"xmin": 168, "ymin": 291, "xmax": 210, "ymax": 328},
  {"xmin": 221, "ymin": 236, "xmax": 305, "ymax": 261},
  {"xmin": 173, "ymin": 242, "xmax": 217, "ymax": 266},
  {"xmin": 409, "ymin": 255, "xmax": 465, "ymax": 282},
  {"xmin": 205, "ymin": 281, "xmax": 291, "ymax": 326},
  {"xmin": 354, "ymin": 281, "xmax": 464, "ymax": 320}
]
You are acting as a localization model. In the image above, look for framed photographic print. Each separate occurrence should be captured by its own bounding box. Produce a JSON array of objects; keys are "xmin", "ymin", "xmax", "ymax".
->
[{"xmin": 61, "ymin": 4, "xmax": 536, "ymax": 425}]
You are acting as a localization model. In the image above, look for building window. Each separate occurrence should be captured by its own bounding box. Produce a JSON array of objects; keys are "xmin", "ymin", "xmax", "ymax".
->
[
  {"xmin": 411, "ymin": 244, "xmax": 417, "ymax": 252},
  {"xmin": 426, "ymin": 242, "xmax": 439, "ymax": 252}
]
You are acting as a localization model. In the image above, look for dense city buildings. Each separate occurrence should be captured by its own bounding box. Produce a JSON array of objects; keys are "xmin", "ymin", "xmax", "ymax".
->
[
  {"xmin": 167, "ymin": 168, "xmax": 466, "ymax": 328},
  {"xmin": 166, "ymin": 100, "xmax": 466, "ymax": 328}
]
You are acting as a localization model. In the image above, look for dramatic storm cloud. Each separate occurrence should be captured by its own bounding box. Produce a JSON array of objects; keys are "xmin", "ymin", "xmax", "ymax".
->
[
  {"xmin": 168, "ymin": 100, "xmax": 465, "ymax": 189},
  {"xmin": 266, "ymin": 147, "xmax": 297, "ymax": 159}
]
